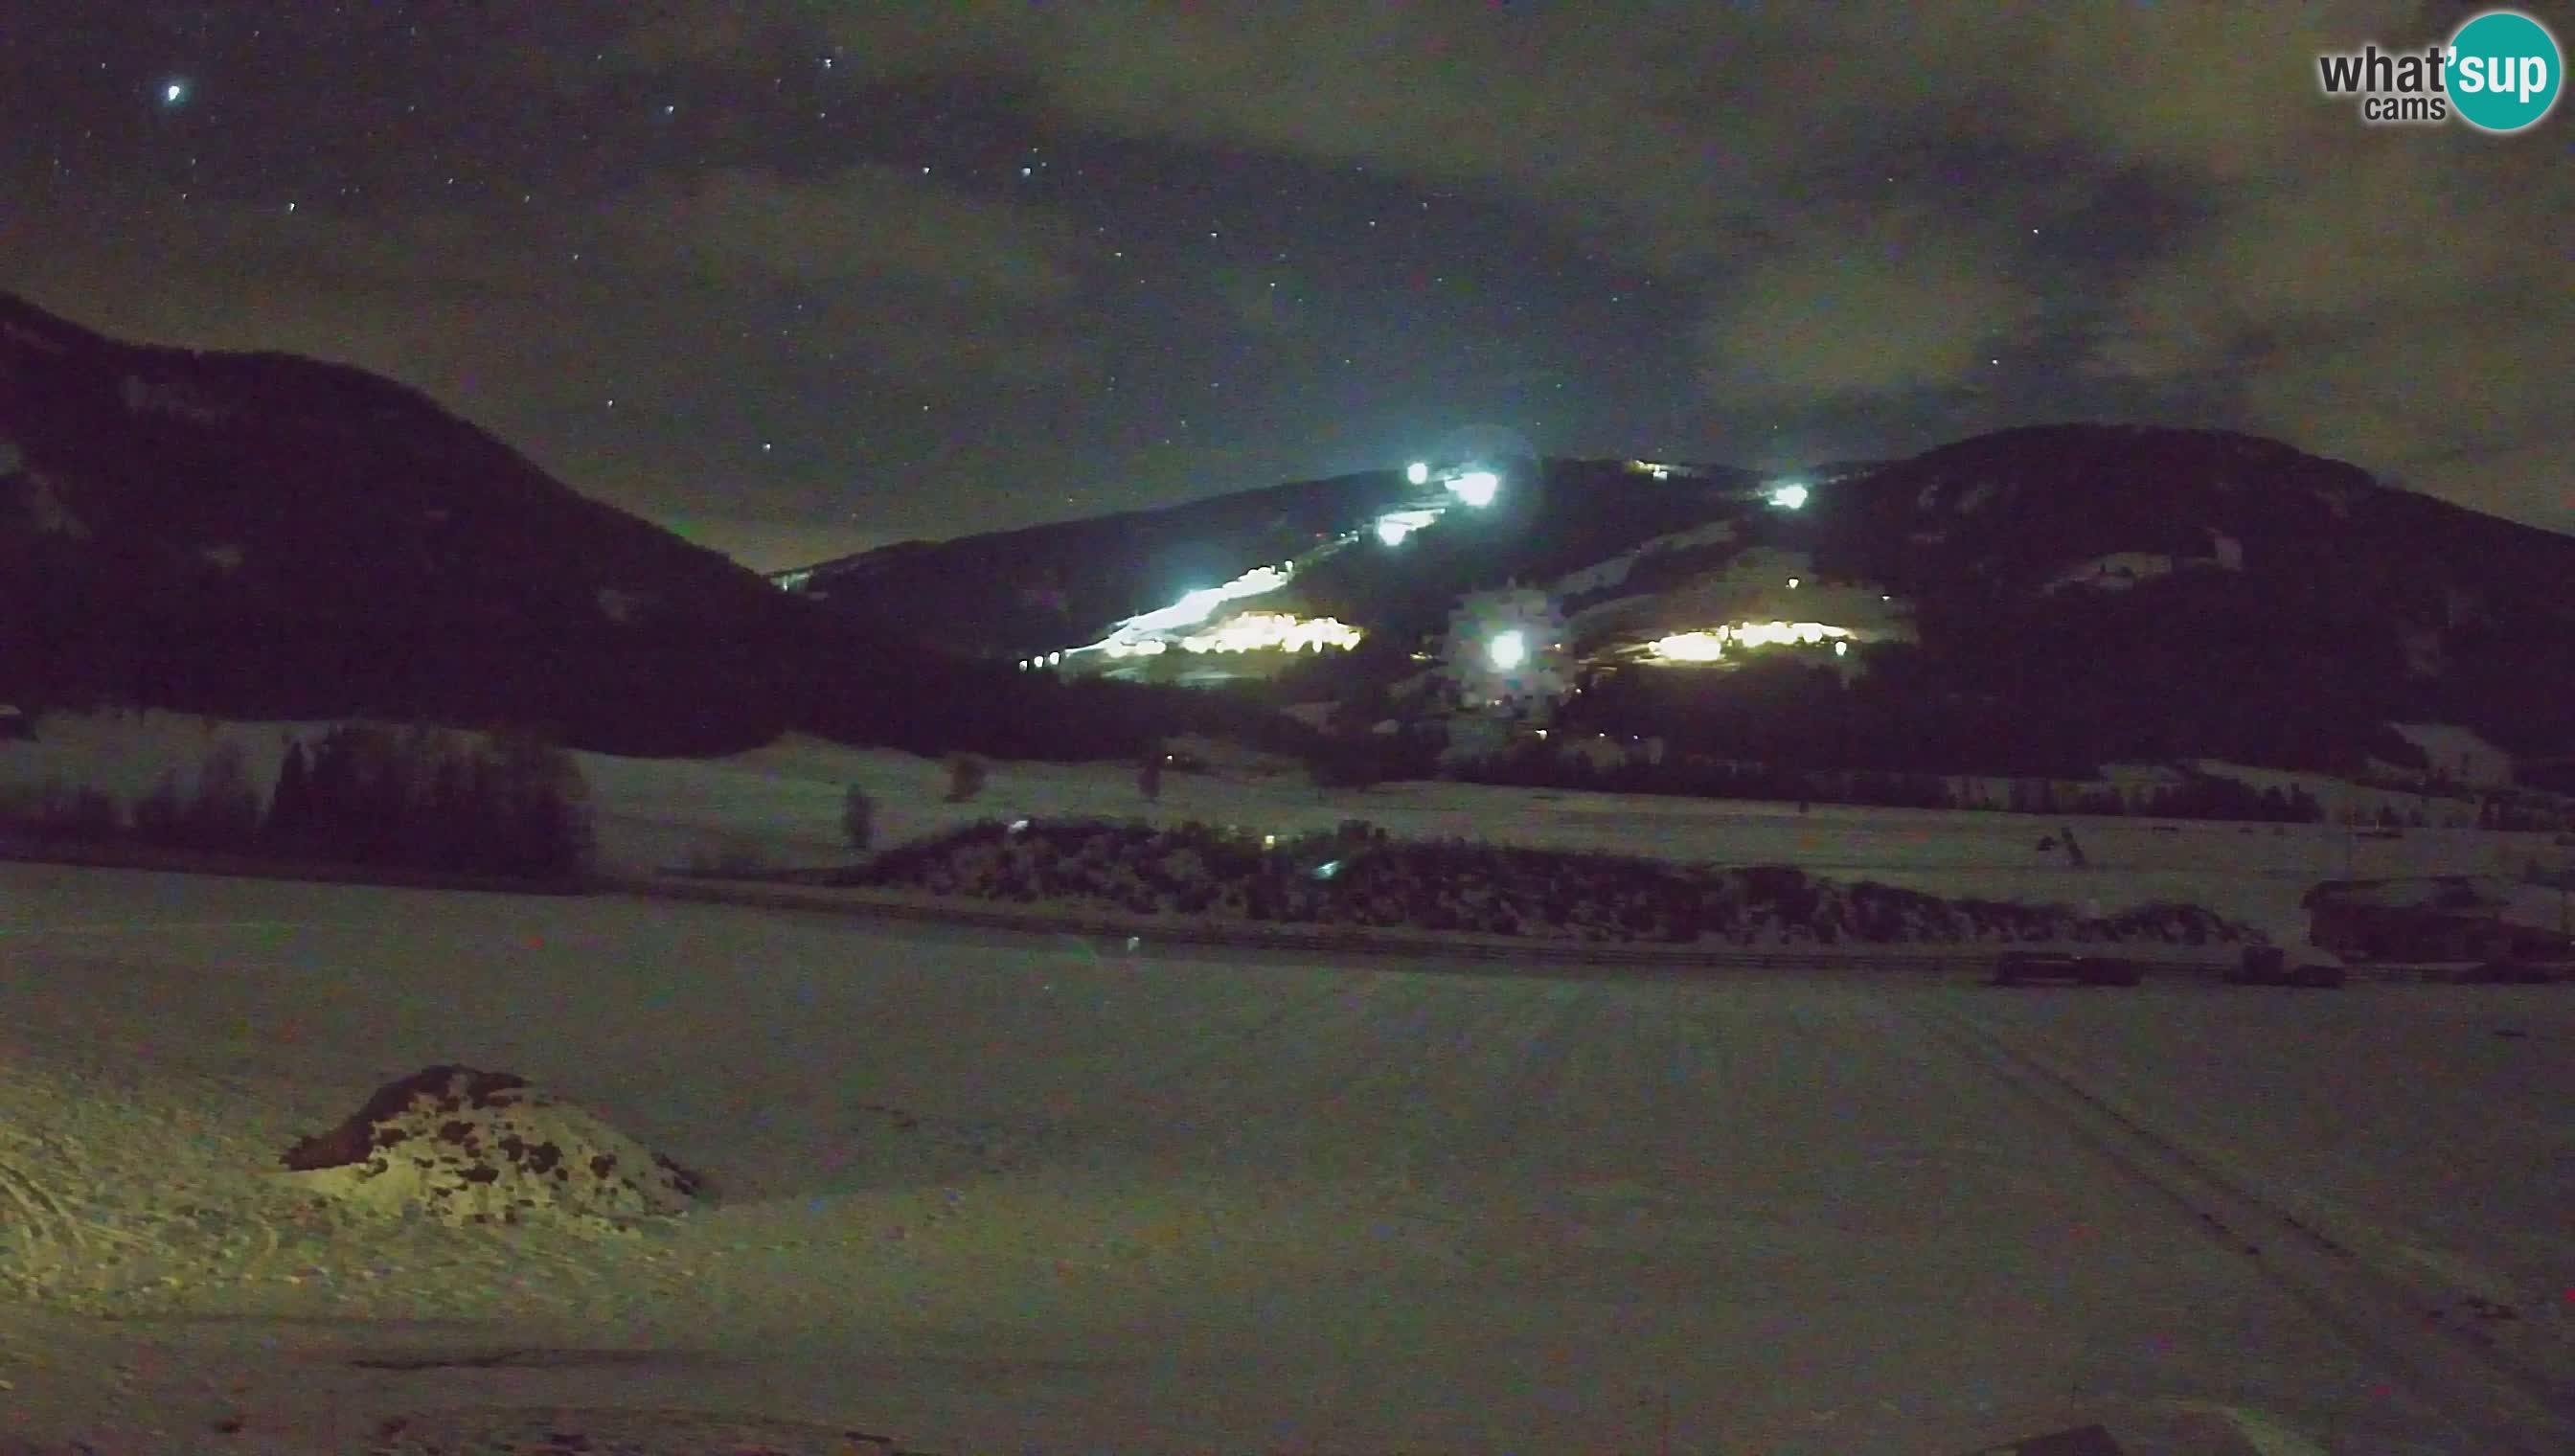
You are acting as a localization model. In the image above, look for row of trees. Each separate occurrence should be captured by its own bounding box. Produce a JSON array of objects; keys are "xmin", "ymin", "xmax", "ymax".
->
[
  {"xmin": 1432, "ymin": 735, "xmax": 2343, "ymax": 823},
  {"xmin": 1447, "ymin": 740, "xmax": 2575, "ymax": 829},
  {"xmin": 262, "ymin": 723, "xmax": 594, "ymax": 878},
  {"xmin": 5, "ymin": 723, "xmax": 595, "ymax": 881}
]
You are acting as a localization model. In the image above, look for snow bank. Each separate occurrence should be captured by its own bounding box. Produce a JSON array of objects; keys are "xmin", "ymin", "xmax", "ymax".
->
[
  {"xmin": 850, "ymin": 819, "xmax": 2258, "ymax": 948},
  {"xmin": 277, "ymin": 1065, "xmax": 711, "ymax": 1231}
]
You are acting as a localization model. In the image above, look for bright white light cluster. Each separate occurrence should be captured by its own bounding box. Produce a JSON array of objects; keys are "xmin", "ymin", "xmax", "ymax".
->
[
  {"xmin": 1112, "ymin": 562, "xmax": 1293, "ymax": 634},
  {"xmin": 1181, "ymin": 611, "xmax": 1362, "ymax": 654},
  {"xmin": 1449, "ymin": 470, "xmax": 1500, "ymax": 507},
  {"xmin": 1376, "ymin": 508, "xmax": 1440, "ymax": 545},
  {"xmin": 1768, "ymin": 482, "xmax": 1810, "ymax": 509},
  {"xmin": 1443, "ymin": 586, "xmax": 1571, "ymax": 709},
  {"xmin": 1100, "ymin": 610, "xmax": 1360, "ymax": 657},
  {"xmin": 1647, "ymin": 620, "xmax": 1855, "ymax": 662}
]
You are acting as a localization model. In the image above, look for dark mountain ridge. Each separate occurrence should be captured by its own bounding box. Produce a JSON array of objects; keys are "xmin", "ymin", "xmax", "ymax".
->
[
  {"xmin": 791, "ymin": 419, "xmax": 2575, "ymax": 771},
  {"xmin": 0, "ymin": 291, "xmax": 820, "ymax": 753},
  {"xmin": 787, "ymin": 457, "xmax": 1765, "ymax": 656},
  {"xmin": 1786, "ymin": 423, "xmax": 2575, "ymax": 759},
  {"xmin": 11, "ymin": 290, "xmax": 2569, "ymax": 774},
  {"xmin": 0, "ymin": 291, "xmax": 1326, "ymax": 762}
]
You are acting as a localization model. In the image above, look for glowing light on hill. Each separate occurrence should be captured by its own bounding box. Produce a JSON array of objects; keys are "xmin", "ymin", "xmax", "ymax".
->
[
  {"xmin": 1376, "ymin": 508, "xmax": 1439, "ymax": 546},
  {"xmin": 1112, "ymin": 562, "xmax": 1291, "ymax": 634},
  {"xmin": 1406, "ymin": 461, "xmax": 1430, "ymax": 486},
  {"xmin": 1489, "ymin": 629, "xmax": 1527, "ymax": 670},
  {"xmin": 1179, "ymin": 612, "xmax": 1362, "ymax": 654},
  {"xmin": 1732, "ymin": 620, "xmax": 1850, "ymax": 647},
  {"xmin": 1769, "ymin": 482, "xmax": 1810, "ymax": 510},
  {"xmin": 1101, "ymin": 611, "xmax": 1360, "ymax": 657},
  {"xmin": 1649, "ymin": 631, "xmax": 1729, "ymax": 662},
  {"xmin": 1646, "ymin": 620, "xmax": 1855, "ymax": 663},
  {"xmin": 1450, "ymin": 470, "xmax": 1500, "ymax": 507}
]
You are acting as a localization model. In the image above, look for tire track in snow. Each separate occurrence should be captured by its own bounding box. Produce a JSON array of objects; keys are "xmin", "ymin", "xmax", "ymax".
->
[
  {"xmin": 1900, "ymin": 995, "xmax": 2575, "ymax": 1454},
  {"xmin": 0, "ymin": 1148, "xmax": 90, "ymax": 1293},
  {"xmin": 0, "ymin": 1134, "xmax": 177, "ymax": 1302}
]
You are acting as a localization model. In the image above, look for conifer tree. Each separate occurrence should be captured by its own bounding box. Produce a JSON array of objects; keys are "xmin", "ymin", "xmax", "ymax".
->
[{"xmin": 266, "ymin": 739, "xmax": 315, "ymax": 848}]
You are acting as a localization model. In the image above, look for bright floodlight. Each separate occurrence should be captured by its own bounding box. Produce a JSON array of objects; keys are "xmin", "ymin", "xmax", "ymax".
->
[
  {"xmin": 1452, "ymin": 470, "xmax": 1499, "ymax": 507},
  {"xmin": 1488, "ymin": 629, "xmax": 1527, "ymax": 671},
  {"xmin": 1406, "ymin": 461, "xmax": 1430, "ymax": 486},
  {"xmin": 1377, "ymin": 517, "xmax": 1410, "ymax": 546},
  {"xmin": 1769, "ymin": 482, "xmax": 1810, "ymax": 510}
]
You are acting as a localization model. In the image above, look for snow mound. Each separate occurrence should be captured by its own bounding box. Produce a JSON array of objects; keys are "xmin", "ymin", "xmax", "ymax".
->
[{"xmin": 277, "ymin": 1065, "xmax": 710, "ymax": 1229}]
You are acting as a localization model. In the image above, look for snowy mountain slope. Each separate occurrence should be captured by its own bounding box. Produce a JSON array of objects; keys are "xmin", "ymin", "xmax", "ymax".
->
[
  {"xmin": 786, "ymin": 457, "xmax": 1759, "ymax": 657},
  {"xmin": 777, "ymin": 419, "xmax": 2575, "ymax": 770},
  {"xmin": 1785, "ymin": 424, "xmax": 2575, "ymax": 762}
]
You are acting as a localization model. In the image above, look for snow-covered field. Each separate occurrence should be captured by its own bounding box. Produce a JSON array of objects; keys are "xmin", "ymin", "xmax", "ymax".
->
[
  {"xmin": 573, "ymin": 735, "xmax": 2568, "ymax": 949},
  {"xmin": 3, "ymin": 861, "xmax": 2570, "ymax": 1452},
  {"xmin": 9, "ymin": 710, "xmax": 2570, "ymax": 950},
  {"xmin": 570, "ymin": 734, "xmax": 2567, "ymax": 951}
]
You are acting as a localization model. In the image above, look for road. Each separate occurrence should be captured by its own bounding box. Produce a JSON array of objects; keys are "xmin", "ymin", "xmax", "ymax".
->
[{"xmin": 0, "ymin": 862, "xmax": 2565, "ymax": 1452}]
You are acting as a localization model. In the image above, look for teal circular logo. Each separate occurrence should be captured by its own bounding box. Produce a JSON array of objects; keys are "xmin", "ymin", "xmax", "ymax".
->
[{"xmin": 2448, "ymin": 10, "xmax": 2562, "ymax": 132}]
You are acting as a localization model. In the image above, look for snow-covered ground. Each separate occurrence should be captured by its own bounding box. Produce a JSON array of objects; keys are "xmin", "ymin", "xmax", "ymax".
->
[
  {"xmin": 4, "ymin": 861, "xmax": 2568, "ymax": 1452},
  {"xmin": 572, "ymin": 737, "xmax": 2566, "ymax": 951},
  {"xmin": 581, "ymin": 742, "xmax": 2564, "ymax": 941},
  {"xmin": 10, "ymin": 711, "xmax": 2570, "ymax": 951}
]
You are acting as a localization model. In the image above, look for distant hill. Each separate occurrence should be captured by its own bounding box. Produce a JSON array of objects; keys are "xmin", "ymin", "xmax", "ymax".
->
[
  {"xmin": 781, "ymin": 457, "xmax": 1766, "ymax": 656},
  {"xmin": 0, "ymin": 291, "xmax": 816, "ymax": 754},
  {"xmin": 1790, "ymin": 423, "xmax": 2575, "ymax": 763},
  {"xmin": 14, "ymin": 286, "xmax": 2566, "ymax": 775},
  {"xmin": 0, "ymin": 292, "xmax": 1333, "ymax": 762},
  {"xmin": 785, "ymin": 422, "xmax": 2575, "ymax": 773}
]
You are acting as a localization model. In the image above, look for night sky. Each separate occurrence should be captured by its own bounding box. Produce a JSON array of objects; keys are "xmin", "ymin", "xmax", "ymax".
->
[{"xmin": 3, "ymin": 3, "xmax": 2565, "ymax": 571}]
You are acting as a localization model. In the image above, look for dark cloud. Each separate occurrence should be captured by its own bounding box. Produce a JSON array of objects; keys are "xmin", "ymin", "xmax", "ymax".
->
[
  {"xmin": 3, "ymin": 0, "xmax": 2564, "ymax": 558},
  {"xmin": 612, "ymin": 165, "xmax": 1085, "ymax": 299},
  {"xmin": 1693, "ymin": 205, "xmax": 2047, "ymax": 409}
]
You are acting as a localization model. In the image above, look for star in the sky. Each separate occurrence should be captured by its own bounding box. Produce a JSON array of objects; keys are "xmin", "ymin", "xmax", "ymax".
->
[{"xmin": 158, "ymin": 79, "xmax": 192, "ymax": 109}]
